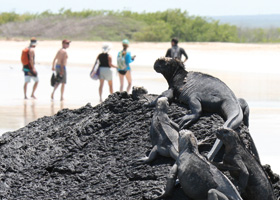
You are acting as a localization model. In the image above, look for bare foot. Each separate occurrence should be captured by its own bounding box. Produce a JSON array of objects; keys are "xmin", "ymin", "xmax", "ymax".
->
[
  {"xmin": 31, "ymin": 95, "xmax": 36, "ymax": 99},
  {"xmin": 51, "ymin": 93, "xmax": 54, "ymax": 100},
  {"xmin": 60, "ymin": 97, "xmax": 64, "ymax": 101},
  {"xmin": 24, "ymin": 96, "xmax": 28, "ymax": 99}
]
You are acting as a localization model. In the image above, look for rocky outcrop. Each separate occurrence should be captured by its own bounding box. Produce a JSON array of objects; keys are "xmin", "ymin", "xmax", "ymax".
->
[{"xmin": 0, "ymin": 90, "xmax": 279, "ymax": 199}]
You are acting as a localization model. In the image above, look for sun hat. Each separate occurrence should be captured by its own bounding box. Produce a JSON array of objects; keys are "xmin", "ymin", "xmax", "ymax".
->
[
  {"xmin": 30, "ymin": 37, "xmax": 37, "ymax": 46},
  {"xmin": 102, "ymin": 43, "xmax": 111, "ymax": 53},
  {"xmin": 122, "ymin": 39, "xmax": 129, "ymax": 45}
]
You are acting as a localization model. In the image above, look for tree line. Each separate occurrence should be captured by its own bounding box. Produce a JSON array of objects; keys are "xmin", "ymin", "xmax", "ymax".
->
[{"xmin": 0, "ymin": 9, "xmax": 279, "ymax": 43}]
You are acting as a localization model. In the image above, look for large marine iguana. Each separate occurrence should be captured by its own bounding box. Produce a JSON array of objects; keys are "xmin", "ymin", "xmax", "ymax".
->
[
  {"xmin": 149, "ymin": 58, "xmax": 258, "ymax": 161},
  {"xmin": 137, "ymin": 97, "xmax": 179, "ymax": 163},
  {"xmin": 155, "ymin": 130, "xmax": 243, "ymax": 200},
  {"xmin": 216, "ymin": 128, "xmax": 276, "ymax": 200}
]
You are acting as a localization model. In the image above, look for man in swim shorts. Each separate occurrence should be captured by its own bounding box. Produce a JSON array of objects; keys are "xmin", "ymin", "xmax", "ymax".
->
[
  {"xmin": 23, "ymin": 37, "xmax": 38, "ymax": 99},
  {"xmin": 51, "ymin": 39, "xmax": 70, "ymax": 101}
]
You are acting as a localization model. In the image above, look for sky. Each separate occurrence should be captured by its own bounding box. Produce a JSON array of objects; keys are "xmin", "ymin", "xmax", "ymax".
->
[{"xmin": 1, "ymin": 0, "xmax": 280, "ymax": 16}]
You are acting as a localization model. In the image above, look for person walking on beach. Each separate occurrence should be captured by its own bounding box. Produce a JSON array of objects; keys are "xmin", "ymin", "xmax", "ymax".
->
[
  {"xmin": 94, "ymin": 43, "xmax": 117, "ymax": 102},
  {"xmin": 22, "ymin": 37, "xmax": 38, "ymax": 99},
  {"xmin": 117, "ymin": 39, "xmax": 135, "ymax": 93},
  {"xmin": 165, "ymin": 38, "xmax": 188, "ymax": 62},
  {"xmin": 51, "ymin": 39, "xmax": 70, "ymax": 101}
]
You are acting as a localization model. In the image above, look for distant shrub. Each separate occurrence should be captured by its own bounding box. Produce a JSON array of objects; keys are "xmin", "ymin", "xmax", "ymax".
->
[
  {"xmin": 238, "ymin": 27, "xmax": 280, "ymax": 42},
  {"xmin": 133, "ymin": 21, "xmax": 173, "ymax": 41},
  {"xmin": 0, "ymin": 12, "xmax": 36, "ymax": 24}
]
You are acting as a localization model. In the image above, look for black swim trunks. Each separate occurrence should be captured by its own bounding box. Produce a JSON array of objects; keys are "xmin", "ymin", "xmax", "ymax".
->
[{"xmin": 118, "ymin": 70, "xmax": 127, "ymax": 75}]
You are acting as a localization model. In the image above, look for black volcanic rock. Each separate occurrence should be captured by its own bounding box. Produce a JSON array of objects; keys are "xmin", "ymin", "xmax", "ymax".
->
[{"xmin": 0, "ymin": 90, "xmax": 279, "ymax": 199}]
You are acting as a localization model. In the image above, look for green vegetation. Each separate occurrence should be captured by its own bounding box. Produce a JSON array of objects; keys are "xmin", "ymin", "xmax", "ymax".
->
[
  {"xmin": 0, "ymin": 12, "xmax": 34, "ymax": 25},
  {"xmin": 0, "ymin": 9, "xmax": 279, "ymax": 43},
  {"xmin": 238, "ymin": 27, "xmax": 280, "ymax": 43}
]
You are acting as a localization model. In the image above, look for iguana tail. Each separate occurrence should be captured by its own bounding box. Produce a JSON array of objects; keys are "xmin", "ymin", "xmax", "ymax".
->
[
  {"xmin": 238, "ymin": 98, "xmax": 249, "ymax": 127},
  {"xmin": 223, "ymin": 105, "xmax": 243, "ymax": 130}
]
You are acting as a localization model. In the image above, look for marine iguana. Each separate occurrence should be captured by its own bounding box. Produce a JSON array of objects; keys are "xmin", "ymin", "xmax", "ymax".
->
[
  {"xmin": 155, "ymin": 130, "xmax": 243, "ymax": 200},
  {"xmin": 149, "ymin": 58, "xmax": 258, "ymax": 161},
  {"xmin": 137, "ymin": 97, "xmax": 179, "ymax": 163},
  {"xmin": 216, "ymin": 128, "xmax": 276, "ymax": 200}
]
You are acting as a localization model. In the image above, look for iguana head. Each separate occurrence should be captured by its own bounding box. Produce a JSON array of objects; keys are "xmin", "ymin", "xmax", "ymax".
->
[
  {"xmin": 154, "ymin": 57, "xmax": 185, "ymax": 78},
  {"xmin": 178, "ymin": 130, "xmax": 198, "ymax": 153},
  {"xmin": 216, "ymin": 128, "xmax": 240, "ymax": 146},
  {"xmin": 156, "ymin": 97, "xmax": 169, "ymax": 112}
]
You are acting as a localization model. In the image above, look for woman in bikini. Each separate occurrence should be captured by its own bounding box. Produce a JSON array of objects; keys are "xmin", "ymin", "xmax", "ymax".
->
[{"xmin": 117, "ymin": 39, "xmax": 135, "ymax": 93}]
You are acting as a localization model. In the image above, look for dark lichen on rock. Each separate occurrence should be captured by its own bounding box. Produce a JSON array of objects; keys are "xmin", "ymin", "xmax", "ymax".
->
[{"xmin": 0, "ymin": 90, "xmax": 279, "ymax": 199}]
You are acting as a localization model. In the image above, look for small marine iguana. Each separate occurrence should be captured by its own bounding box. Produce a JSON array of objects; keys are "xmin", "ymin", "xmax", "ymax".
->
[
  {"xmin": 149, "ymin": 58, "xmax": 258, "ymax": 161},
  {"xmin": 137, "ymin": 97, "xmax": 179, "ymax": 163},
  {"xmin": 216, "ymin": 128, "xmax": 276, "ymax": 200},
  {"xmin": 155, "ymin": 130, "xmax": 243, "ymax": 200}
]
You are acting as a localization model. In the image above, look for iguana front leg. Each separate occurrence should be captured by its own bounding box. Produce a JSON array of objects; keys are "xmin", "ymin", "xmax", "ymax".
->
[
  {"xmin": 145, "ymin": 88, "xmax": 174, "ymax": 107},
  {"xmin": 179, "ymin": 97, "xmax": 202, "ymax": 129},
  {"xmin": 170, "ymin": 120, "xmax": 179, "ymax": 131},
  {"xmin": 155, "ymin": 163, "xmax": 178, "ymax": 199},
  {"xmin": 235, "ymin": 160, "xmax": 249, "ymax": 193},
  {"xmin": 224, "ymin": 155, "xmax": 248, "ymax": 193},
  {"xmin": 135, "ymin": 145, "xmax": 158, "ymax": 164}
]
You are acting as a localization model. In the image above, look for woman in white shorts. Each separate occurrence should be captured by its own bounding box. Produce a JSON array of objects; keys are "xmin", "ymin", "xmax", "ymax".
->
[{"xmin": 95, "ymin": 43, "xmax": 117, "ymax": 102}]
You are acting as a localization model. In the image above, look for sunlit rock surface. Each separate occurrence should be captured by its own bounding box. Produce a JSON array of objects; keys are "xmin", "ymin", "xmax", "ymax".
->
[{"xmin": 0, "ymin": 89, "xmax": 279, "ymax": 199}]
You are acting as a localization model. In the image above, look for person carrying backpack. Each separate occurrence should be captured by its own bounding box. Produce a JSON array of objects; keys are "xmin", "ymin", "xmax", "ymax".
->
[
  {"xmin": 117, "ymin": 39, "xmax": 135, "ymax": 93},
  {"xmin": 21, "ymin": 37, "xmax": 38, "ymax": 99},
  {"xmin": 165, "ymin": 38, "xmax": 188, "ymax": 62}
]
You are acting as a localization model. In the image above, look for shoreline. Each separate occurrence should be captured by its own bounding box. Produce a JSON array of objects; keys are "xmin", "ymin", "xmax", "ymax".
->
[{"xmin": 0, "ymin": 40, "xmax": 280, "ymax": 67}]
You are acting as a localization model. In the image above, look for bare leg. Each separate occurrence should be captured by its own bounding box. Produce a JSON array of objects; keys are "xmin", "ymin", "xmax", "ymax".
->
[
  {"xmin": 60, "ymin": 101, "xmax": 64, "ymax": 110},
  {"xmin": 51, "ymin": 83, "xmax": 60, "ymax": 100},
  {"xmin": 60, "ymin": 83, "xmax": 65, "ymax": 101},
  {"xmin": 99, "ymin": 79, "xmax": 104, "ymax": 102},
  {"xmin": 24, "ymin": 82, "xmax": 28, "ymax": 99},
  {"xmin": 118, "ymin": 73, "xmax": 124, "ymax": 92},
  {"xmin": 108, "ymin": 80, "xmax": 113, "ymax": 94},
  {"xmin": 31, "ymin": 81, "xmax": 38, "ymax": 99},
  {"xmin": 51, "ymin": 101, "xmax": 55, "ymax": 115},
  {"xmin": 125, "ymin": 70, "xmax": 132, "ymax": 93}
]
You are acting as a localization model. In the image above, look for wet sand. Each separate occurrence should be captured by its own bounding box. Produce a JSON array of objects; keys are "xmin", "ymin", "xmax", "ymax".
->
[{"xmin": 0, "ymin": 40, "xmax": 279, "ymax": 173}]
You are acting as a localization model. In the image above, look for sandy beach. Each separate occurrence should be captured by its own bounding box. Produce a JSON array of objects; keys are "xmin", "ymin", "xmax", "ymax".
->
[{"xmin": 0, "ymin": 40, "xmax": 280, "ymax": 173}]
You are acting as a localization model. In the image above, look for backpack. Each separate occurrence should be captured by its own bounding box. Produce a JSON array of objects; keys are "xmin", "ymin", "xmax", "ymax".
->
[
  {"xmin": 21, "ymin": 47, "xmax": 30, "ymax": 65},
  {"xmin": 117, "ymin": 50, "xmax": 127, "ymax": 70},
  {"xmin": 171, "ymin": 47, "xmax": 180, "ymax": 59}
]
